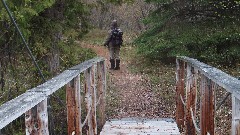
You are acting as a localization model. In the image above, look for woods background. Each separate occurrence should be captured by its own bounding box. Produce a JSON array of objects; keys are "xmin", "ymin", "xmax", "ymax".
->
[{"xmin": 0, "ymin": 0, "xmax": 239, "ymax": 134}]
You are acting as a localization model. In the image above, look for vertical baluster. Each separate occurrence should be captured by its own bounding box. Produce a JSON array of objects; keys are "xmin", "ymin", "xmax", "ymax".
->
[
  {"xmin": 200, "ymin": 75, "xmax": 215, "ymax": 135},
  {"xmin": 176, "ymin": 59, "xmax": 185, "ymax": 131},
  {"xmin": 97, "ymin": 61, "xmax": 106, "ymax": 129},
  {"xmin": 91, "ymin": 65, "xmax": 97, "ymax": 135},
  {"xmin": 232, "ymin": 96, "xmax": 240, "ymax": 135},
  {"xmin": 25, "ymin": 99, "xmax": 49, "ymax": 135},
  {"xmin": 84, "ymin": 68, "xmax": 94, "ymax": 135},
  {"xmin": 208, "ymin": 80, "xmax": 215, "ymax": 134},
  {"xmin": 186, "ymin": 65, "xmax": 196, "ymax": 134},
  {"xmin": 66, "ymin": 75, "xmax": 81, "ymax": 135},
  {"xmin": 200, "ymin": 74, "xmax": 207, "ymax": 135}
]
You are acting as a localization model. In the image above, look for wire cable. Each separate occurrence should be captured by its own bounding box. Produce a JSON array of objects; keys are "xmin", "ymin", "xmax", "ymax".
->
[
  {"xmin": 1, "ymin": 1, "xmax": 64, "ymax": 134},
  {"xmin": 1, "ymin": 0, "xmax": 46, "ymax": 82}
]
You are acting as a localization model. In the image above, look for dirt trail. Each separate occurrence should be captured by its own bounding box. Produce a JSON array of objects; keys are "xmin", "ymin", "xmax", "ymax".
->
[{"xmin": 82, "ymin": 43, "xmax": 163, "ymax": 119}]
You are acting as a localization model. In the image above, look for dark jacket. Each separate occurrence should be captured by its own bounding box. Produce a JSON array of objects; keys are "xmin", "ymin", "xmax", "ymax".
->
[
  {"xmin": 104, "ymin": 30, "xmax": 113, "ymax": 46},
  {"xmin": 104, "ymin": 20, "xmax": 120, "ymax": 47}
]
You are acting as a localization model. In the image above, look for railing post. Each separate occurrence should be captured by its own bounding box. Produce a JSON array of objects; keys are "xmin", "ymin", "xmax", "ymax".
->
[
  {"xmin": 97, "ymin": 61, "xmax": 106, "ymax": 129},
  {"xmin": 25, "ymin": 99, "xmax": 49, "ymax": 135},
  {"xmin": 232, "ymin": 96, "xmax": 240, "ymax": 135},
  {"xmin": 176, "ymin": 59, "xmax": 185, "ymax": 131},
  {"xmin": 91, "ymin": 65, "xmax": 97, "ymax": 135},
  {"xmin": 186, "ymin": 65, "xmax": 196, "ymax": 134},
  {"xmin": 66, "ymin": 75, "xmax": 82, "ymax": 135},
  {"xmin": 200, "ymin": 75, "xmax": 215, "ymax": 135},
  {"xmin": 84, "ymin": 68, "xmax": 94, "ymax": 135}
]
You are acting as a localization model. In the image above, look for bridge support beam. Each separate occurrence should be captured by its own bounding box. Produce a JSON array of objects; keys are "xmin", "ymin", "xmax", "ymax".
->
[
  {"xmin": 185, "ymin": 65, "xmax": 196, "ymax": 134},
  {"xmin": 97, "ymin": 61, "xmax": 106, "ymax": 129},
  {"xmin": 232, "ymin": 96, "xmax": 240, "ymax": 135},
  {"xmin": 25, "ymin": 99, "xmax": 49, "ymax": 135},
  {"xmin": 200, "ymin": 75, "xmax": 215, "ymax": 135},
  {"xmin": 84, "ymin": 68, "xmax": 96, "ymax": 135},
  {"xmin": 66, "ymin": 75, "xmax": 82, "ymax": 135},
  {"xmin": 90, "ymin": 65, "xmax": 97, "ymax": 135},
  {"xmin": 176, "ymin": 59, "xmax": 185, "ymax": 131}
]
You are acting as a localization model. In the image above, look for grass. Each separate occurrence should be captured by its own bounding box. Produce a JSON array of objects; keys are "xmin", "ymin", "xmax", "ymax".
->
[
  {"xmin": 82, "ymin": 29, "xmax": 108, "ymax": 45},
  {"xmin": 83, "ymin": 28, "xmax": 139, "ymax": 46}
]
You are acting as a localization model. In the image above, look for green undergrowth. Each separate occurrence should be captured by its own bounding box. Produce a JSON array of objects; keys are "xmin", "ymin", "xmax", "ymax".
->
[
  {"xmin": 82, "ymin": 29, "xmax": 108, "ymax": 45},
  {"xmin": 83, "ymin": 28, "xmax": 139, "ymax": 46},
  {"xmin": 135, "ymin": 15, "xmax": 240, "ymax": 66},
  {"xmin": 0, "ymin": 31, "xmax": 96, "ymax": 135}
]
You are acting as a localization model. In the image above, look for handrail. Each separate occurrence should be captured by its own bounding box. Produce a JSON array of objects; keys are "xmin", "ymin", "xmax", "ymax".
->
[
  {"xmin": 0, "ymin": 57, "xmax": 106, "ymax": 135},
  {"xmin": 177, "ymin": 56, "xmax": 240, "ymax": 94},
  {"xmin": 176, "ymin": 56, "xmax": 240, "ymax": 135}
]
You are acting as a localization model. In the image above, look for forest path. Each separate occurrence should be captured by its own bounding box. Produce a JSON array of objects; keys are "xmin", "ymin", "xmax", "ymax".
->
[{"xmin": 81, "ymin": 43, "xmax": 164, "ymax": 119}]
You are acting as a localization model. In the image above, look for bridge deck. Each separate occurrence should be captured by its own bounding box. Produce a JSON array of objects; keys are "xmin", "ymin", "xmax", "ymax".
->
[{"xmin": 100, "ymin": 118, "xmax": 180, "ymax": 135}]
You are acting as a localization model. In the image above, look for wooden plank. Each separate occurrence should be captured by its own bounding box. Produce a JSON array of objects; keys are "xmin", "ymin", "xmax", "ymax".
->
[
  {"xmin": 28, "ymin": 70, "xmax": 79, "ymax": 96},
  {"xmin": 97, "ymin": 61, "xmax": 106, "ymax": 129},
  {"xmin": 27, "ymin": 57, "xmax": 105, "ymax": 96},
  {"xmin": 69, "ymin": 57, "xmax": 105, "ymax": 73},
  {"xmin": 74, "ymin": 76, "xmax": 82, "ymax": 135},
  {"xmin": 185, "ymin": 65, "xmax": 196, "ymax": 134},
  {"xmin": 84, "ymin": 68, "xmax": 94, "ymax": 135},
  {"xmin": 100, "ymin": 118, "xmax": 180, "ymax": 135},
  {"xmin": 66, "ymin": 75, "xmax": 82, "ymax": 135},
  {"xmin": 208, "ymin": 80, "xmax": 215, "ymax": 134},
  {"xmin": 91, "ymin": 65, "xmax": 97, "ymax": 135},
  {"xmin": 25, "ymin": 99, "xmax": 49, "ymax": 135},
  {"xmin": 0, "ymin": 92, "xmax": 46, "ymax": 129},
  {"xmin": 232, "ymin": 96, "xmax": 240, "ymax": 135},
  {"xmin": 200, "ymin": 75, "xmax": 215, "ymax": 135},
  {"xmin": 200, "ymin": 75, "xmax": 207, "ymax": 135},
  {"xmin": 175, "ymin": 59, "xmax": 185, "ymax": 131}
]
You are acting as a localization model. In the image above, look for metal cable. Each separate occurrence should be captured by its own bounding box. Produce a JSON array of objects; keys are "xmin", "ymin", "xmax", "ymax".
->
[
  {"xmin": 216, "ymin": 77, "xmax": 240, "ymax": 111},
  {"xmin": 1, "ymin": 0, "xmax": 46, "ymax": 82},
  {"xmin": 216, "ymin": 92, "xmax": 231, "ymax": 111},
  {"xmin": 1, "ymin": 1, "xmax": 63, "ymax": 134},
  {"xmin": 1, "ymin": 0, "xmax": 65, "ymax": 105}
]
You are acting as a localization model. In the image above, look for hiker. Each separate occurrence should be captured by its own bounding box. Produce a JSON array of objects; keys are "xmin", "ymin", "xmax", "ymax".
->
[{"xmin": 104, "ymin": 20, "xmax": 123, "ymax": 70}]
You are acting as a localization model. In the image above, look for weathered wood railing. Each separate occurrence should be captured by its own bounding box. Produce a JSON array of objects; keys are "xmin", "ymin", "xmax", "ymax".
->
[
  {"xmin": 176, "ymin": 56, "xmax": 240, "ymax": 135},
  {"xmin": 0, "ymin": 57, "xmax": 106, "ymax": 135}
]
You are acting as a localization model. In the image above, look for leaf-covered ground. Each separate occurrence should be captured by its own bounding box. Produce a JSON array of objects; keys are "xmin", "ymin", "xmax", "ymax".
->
[{"xmin": 81, "ymin": 43, "xmax": 176, "ymax": 119}]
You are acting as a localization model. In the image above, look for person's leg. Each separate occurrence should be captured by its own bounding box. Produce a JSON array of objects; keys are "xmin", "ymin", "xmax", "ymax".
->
[
  {"xmin": 108, "ymin": 45, "xmax": 115, "ymax": 69},
  {"xmin": 114, "ymin": 46, "xmax": 120, "ymax": 70}
]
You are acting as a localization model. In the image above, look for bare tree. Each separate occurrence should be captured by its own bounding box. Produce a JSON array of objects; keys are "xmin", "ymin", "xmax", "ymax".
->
[{"xmin": 88, "ymin": 0, "xmax": 156, "ymax": 33}]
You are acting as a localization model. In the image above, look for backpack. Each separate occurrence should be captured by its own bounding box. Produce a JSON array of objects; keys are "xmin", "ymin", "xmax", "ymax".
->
[{"xmin": 111, "ymin": 28, "xmax": 123, "ymax": 46}]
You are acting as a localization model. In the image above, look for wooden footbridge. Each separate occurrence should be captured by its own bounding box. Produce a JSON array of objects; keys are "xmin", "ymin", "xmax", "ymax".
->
[{"xmin": 0, "ymin": 56, "xmax": 240, "ymax": 135}]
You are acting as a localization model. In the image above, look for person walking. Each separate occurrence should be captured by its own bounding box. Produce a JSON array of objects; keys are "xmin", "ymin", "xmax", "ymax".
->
[{"xmin": 104, "ymin": 20, "xmax": 123, "ymax": 70}]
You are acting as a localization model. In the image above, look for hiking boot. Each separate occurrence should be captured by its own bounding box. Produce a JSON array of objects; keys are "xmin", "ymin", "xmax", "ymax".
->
[
  {"xmin": 110, "ymin": 59, "xmax": 115, "ymax": 70},
  {"xmin": 115, "ymin": 59, "xmax": 120, "ymax": 70}
]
